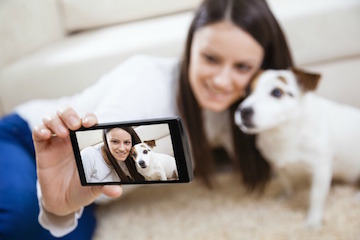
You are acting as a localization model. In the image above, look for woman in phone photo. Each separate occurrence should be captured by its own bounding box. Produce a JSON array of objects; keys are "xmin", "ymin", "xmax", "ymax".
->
[{"xmin": 81, "ymin": 127, "xmax": 145, "ymax": 183}]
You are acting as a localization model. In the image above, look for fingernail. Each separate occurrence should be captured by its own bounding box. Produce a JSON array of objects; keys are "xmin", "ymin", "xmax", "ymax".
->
[
  {"xmin": 68, "ymin": 115, "xmax": 79, "ymax": 128},
  {"xmin": 83, "ymin": 115, "xmax": 94, "ymax": 124},
  {"xmin": 83, "ymin": 116, "xmax": 89, "ymax": 124},
  {"xmin": 57, "ymin": 124, "xmax": 68, "ymax": 134},
  {"xmin": 40, "ymin": 128, "xmax": 48, "ymax": 135},
  {"xmin": 42, "ymin": 115, "xmax": 51, "ymax": 124}
]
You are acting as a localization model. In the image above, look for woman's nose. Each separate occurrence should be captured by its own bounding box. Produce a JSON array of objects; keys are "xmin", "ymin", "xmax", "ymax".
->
[
  {"xmin": 118, "ymin": 144, "xmax": 125, "ymax": 151},
  {"xmin": 213, "ymin": 66, "xmax": 233, "ymax": 88}
]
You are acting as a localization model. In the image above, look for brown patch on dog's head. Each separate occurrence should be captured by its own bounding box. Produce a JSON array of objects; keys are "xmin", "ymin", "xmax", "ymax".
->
[
  {"xmin": 277, "ymin": 75, "xmax": 287, "ymax": 84},
  {"xmin": 144, "ymin": 139, "xmax": 156, "ymax": 148},
  {"xmin": 292, "ymin": 68, "xmax": 321, "ymax": 92},
  {"xmin": 130, "ymin": 147, "xmax": 137, "ymax": 160}
]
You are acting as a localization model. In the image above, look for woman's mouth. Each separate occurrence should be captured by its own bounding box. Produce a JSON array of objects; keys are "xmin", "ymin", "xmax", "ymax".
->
[
  {"xmin": 204, "ymin": 81, "xmax": 230, "ymax": 100},
  {"xmin": 115, "ymin": 151, "xmax": 127, "ymax": 158}
]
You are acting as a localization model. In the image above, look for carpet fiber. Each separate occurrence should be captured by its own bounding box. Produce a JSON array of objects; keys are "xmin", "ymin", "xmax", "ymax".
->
[{"xmin": 94, "ymin": 172, "xmax": 360, "ymax": 240}]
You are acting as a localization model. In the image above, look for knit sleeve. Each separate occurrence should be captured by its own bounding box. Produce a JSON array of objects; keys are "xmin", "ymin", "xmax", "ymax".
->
[{"xmin": 37, "ymin": 181, "xmax": 83, "ymax": 237}]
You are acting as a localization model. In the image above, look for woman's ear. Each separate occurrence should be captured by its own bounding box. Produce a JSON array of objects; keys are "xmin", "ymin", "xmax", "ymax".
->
[{"xmin": 292, "ymin": 67, "xmax": 321, "ymax": 92}]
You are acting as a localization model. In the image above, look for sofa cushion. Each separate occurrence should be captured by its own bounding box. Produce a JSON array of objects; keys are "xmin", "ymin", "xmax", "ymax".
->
[
  {"xmin": 0, "ymin": 0, "xmax": 64, "ymax": 67},
  {"xmin": 59, "ymin": 0, "xmax": 201, "ymax": 33},
  {"xmin": 311, "ymin": 57, "xmax": 360, "ymax": 109},
  {"xmin": 0, "ymin": 12, "xmax": 193, "ymax": 115},
  {"xmin": 134, "ymin": 125, "xmax": 173, "ymax": 157},
  {"xmin": 268, "ymin": 0, "xmax": 360, "ymax": 65}
]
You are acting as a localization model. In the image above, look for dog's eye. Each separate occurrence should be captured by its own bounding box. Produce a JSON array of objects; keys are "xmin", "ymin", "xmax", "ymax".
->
[
  {"xmin": 143, "ymin": 150, "xmax": 148, "ymax": 154},
  {"xmin": 271, "ymin": 88, "xmax": 283, "ymax": 98}
]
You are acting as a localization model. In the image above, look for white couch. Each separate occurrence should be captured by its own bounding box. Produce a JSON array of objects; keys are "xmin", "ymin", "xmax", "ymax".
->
[{"xmin": 1, "ymin": 0, "xmax": 360, "ymax": 117}]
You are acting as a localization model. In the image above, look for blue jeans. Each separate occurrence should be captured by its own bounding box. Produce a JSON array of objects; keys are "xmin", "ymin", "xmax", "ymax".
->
[{"xmin": 0, "ymin": 114, "xmax": 96, "ymax": 240}]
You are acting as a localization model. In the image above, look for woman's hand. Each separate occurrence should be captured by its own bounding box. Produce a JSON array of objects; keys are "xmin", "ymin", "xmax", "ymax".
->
[{"xmin": 33, "ymin": 107, "xmax": 123, "ymax": 216}]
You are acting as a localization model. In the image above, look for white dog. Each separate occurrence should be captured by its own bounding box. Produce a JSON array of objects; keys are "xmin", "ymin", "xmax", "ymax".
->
[
  {"xmin": 234, "ymin": 68, "xmax": 360, "ymax": 228},
  {"xmin": 130, "ymin": 140, "xmax": 178, "ymax": 181}
]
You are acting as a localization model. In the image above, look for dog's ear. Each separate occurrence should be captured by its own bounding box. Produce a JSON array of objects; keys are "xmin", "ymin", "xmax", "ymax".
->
[
  {"xmin": 129, "ymin": 147, "xmax": 136, "ymax": 159},
  {"xmin": 144, "ymin": 139, "xmax": 156, "ymax": 148},
  {"xmin": 249, "ymin": 69, "xmax": 264, "ymax": 93},
  {"xmin": 292, "ymin": 67, "xmax": 321, "ymax": 92}
]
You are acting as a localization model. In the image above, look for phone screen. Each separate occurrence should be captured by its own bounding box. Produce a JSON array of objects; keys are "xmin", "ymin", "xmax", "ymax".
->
[{"xmin": 70, "ymin": 117, "xmax": 193, "ymax": 185}]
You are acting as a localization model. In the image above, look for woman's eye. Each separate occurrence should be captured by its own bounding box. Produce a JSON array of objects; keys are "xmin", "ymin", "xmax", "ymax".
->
[
  {"xmin": 235, "ymin": 63, "xmax": 251, "ymax": 73},
  {"xmin": 202, "ymin": 53, "xmax": 218, "ymax": 64},
  {"xmin": 271, "ymin": 88, "xmax": 283, "ymax": 98}
]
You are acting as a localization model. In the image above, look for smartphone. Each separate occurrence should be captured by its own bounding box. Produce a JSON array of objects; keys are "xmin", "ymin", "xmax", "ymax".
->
[{"xmin": 70, "ymin": 117, "xmax": 193, "ymax": 185}]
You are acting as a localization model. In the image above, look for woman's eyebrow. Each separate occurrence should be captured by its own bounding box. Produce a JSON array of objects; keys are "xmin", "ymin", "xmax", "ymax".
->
[
  {"xmin": 202, "ymin": 47, "xmax": 259, "ymax": 65},
  {"xmin": 201, "ymin": 46, "xmax": 219, "ymax": 56}
]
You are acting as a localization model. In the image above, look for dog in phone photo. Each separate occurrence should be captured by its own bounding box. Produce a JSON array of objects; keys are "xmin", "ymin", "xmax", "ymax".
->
[
  {"xmin": 130, "ymin": 140, "xmax": 178, "ymax": 181},
  {"xmin": 234, "ymin": 68, "xmax": 360, "ymax": 228}
]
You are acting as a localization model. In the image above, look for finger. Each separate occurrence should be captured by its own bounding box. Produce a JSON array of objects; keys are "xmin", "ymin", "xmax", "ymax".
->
[
  {"xmin": 32, "ymin": 124, "xmax": 52, "ymax": 142},
  {"xmin": 42, "ymin": 114, "xmax": 69, "ymax": 138},
  {"xmin": 101, "ymin": 185, "xmax": 123, "ymax": 198},
  {"xmin": 57, "ymin": 107, "xmax": 82, "ymax": 130},
  {"xmin": 87, "ymin": 185, "xmax": 122, "ymax": 203},
  {"xmin": 82, "ymin": 113, "xmax": 98, "ymax": 128}
]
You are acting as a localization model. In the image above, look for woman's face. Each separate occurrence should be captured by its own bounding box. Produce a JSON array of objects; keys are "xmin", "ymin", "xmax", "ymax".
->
[
  {"xmin": 189, "ymin": 21, "xmax": 264, "ymax": 112},
  {"xmin": 106, "ymin": 128, "xmax": 132, "ymax": 161}
]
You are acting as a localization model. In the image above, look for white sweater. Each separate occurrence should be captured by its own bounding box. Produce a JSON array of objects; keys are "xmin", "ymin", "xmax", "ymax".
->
[
  {"xmin": 81, "ymin": 144, "xmax": 131, "ymax": 183},
  {"xmin": 16, "ymin": 55, "xmax": 180, "ymax": 129}
]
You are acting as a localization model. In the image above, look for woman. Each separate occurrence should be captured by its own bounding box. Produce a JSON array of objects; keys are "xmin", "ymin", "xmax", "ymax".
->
[
  {"xmin": 81, "ymin": 127, "xmax": 145, "ymax": 183},
  {"xmin": 1, "ymin": 0, "xmax": 293, "ymax": 239}
]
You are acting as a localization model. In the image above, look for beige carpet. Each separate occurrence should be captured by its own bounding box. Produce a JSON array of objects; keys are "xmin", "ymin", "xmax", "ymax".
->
[{"xmin": 94, "ymin": 172, "xmax": 360, "ymax": 240}]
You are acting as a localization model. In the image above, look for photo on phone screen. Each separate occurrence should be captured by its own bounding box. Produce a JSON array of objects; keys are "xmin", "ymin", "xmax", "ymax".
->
[{"xmin": 70, "ymin": 117, "xmax": 193, "ymax": 185}]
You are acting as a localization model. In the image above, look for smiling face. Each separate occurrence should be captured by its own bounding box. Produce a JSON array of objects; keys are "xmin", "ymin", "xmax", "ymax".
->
[
  {"xmin": 106, "ymin": 128, "xmax": 132, "ymax": 161},
  {"xmin": 189, "ymin": 21, "xmax": 264, "ymax": 112}
]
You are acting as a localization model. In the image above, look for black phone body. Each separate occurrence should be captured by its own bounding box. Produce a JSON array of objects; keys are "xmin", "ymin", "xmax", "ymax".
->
[{"xmin": 70, "ymin": 117, "xmax": 193, "ymax": 185}]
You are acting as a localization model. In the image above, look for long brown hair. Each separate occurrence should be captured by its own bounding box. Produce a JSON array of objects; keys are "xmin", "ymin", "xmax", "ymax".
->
[
  {"xmin": 177, "ymin": 0, "xmax": 293, "ymax": 190},
  {"xmin": 102, "ymin": 127, "xmax": 145, "ymax": 182}
]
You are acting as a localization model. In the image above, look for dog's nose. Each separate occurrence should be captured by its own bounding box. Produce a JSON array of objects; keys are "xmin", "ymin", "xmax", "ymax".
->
[
  {"xmin": 240, "ymin": 107, "xmax": 253, "ymax": 121},
  {"xmin": 139, "ymin": 160, "xmax": 146, "ymax": 168}
]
